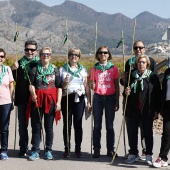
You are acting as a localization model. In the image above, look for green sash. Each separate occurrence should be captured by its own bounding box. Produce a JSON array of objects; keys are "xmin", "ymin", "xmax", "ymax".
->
[{"xmin": 0, "ymin": 64, "xmax": 7, "ymax": 84}]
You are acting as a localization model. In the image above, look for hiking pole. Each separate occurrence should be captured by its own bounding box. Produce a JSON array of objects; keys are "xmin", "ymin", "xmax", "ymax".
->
[
  {"xmin": 24, "ymin": 67, "xmax": 46, "ymax": 153},
  {"xmin": 14, "ymin": 23, "xmax": 19, "ymax": 155},
  {"xmin": 111, "ymin": 64, "xmax": 132, "ymax": 164},
  {"xmin": 121, "ymin": 30, "xmax": 127, "ymax": 157},
  {"xmin": 111, "ymin": 18, "xmax": 136, "ymax": 164},
  {"xmin": 90, "ymin": 22, "xmax": 97, "ymax": 159},
  {"xmin": 65, "ymin": 20, "xmax": 70, "ymax": 158}
]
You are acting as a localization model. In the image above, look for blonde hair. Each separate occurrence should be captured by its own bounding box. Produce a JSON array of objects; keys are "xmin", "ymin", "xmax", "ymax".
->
[
  {"xmin": 135, "ymin": 54, "xmax": 150, "ymax": 69},
  {"xmin": 68, "ymin": 48, "xmax": 81, "ymax": 58},
  {"xmin": 39, "ymin": 47, "xmax": 52, "ymax": 57}
]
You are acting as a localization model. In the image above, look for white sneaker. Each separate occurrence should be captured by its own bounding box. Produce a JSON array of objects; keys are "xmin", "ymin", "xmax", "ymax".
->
[
  {"xmin": 145, "ymin": 155, "xmax": 152, "ymax": 165},
  {"xmin": 153, "ymin": 157, "xmax": 168, "ymax": 168},
  {"xmin": 125, "ymin": 154, "xmax": 140, "ymax": 164},
  {"xmin": 140, "ymin": 153, "xmax": 146, "ymax": 161}
]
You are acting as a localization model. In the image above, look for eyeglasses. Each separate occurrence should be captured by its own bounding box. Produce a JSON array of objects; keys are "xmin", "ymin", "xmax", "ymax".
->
[
  {"xmin": 69, "ymin": 53, "xmax": 79, "ymax": 57},
  {"xmin": 98, "ymin": 51, "xmax": 108, "ymax": 55},
  {"xmin": 41, "ymin": 53, "xmax": 51, "ymax": 57},
  {"xmin": 133, "ymin": 46, "xmax": 145, "ymax": 50},
  {"xmin": 0, "ymin": 55, "xmax": 5, "ymax": 58},
  {"xmin": 138, "ymin": 61, "xmax": 146, "ymax": 64},
  {"xmin": 24, "ymin": 48, "xmax": 37, "ymax": 52}
]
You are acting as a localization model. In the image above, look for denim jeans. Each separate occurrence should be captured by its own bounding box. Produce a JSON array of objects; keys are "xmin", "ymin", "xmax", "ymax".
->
[
  {"xmin": 18, "ymin": 104, "xmax": 29, "ymax": 152},
  {"xmin": 61, "ymin": 94, "xmax": 85, "ymax": 152},
  {"xmin": 126, "ymin": 114, "xmax": 153, "ymax": 155},
  {"xmin": 93, "ymin": 93, "xmax": 116, "ymax": 151},
  {"xmin": 0, "ymin": 103, "xmax": 11, "ymax": 153},
  {"xmin": 30, "ymin": 102, "xmax": 55, "ymax": 152}
]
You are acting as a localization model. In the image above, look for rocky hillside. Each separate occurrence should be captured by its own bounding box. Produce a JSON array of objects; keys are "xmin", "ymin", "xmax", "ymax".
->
[{"xmin": 0, "ymin": 0, "xmax": 170, "ymax": 54}]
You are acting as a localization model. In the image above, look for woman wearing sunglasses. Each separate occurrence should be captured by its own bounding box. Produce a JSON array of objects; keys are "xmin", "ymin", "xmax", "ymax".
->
[
  {"xmin": 60, "ymin": 48, "xmax": 91, "ymax": 158},
  {"xmin": 90, "ymin": 46, "xmax": 119, "ymax": 158},
  {"xmin": 28, "ymin": 47, "xmax": 62, "ymax": 161},
  {"xmin": 124, "ymin": 54, "xmax": 161, "ymax": 165},
  {"xmin": 0, "ymin": 48, "xmax": 14, "ymax": 160}
]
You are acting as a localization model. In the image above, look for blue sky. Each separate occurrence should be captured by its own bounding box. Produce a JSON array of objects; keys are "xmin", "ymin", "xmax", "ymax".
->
[{"xmin": 37, "ymin": 0, "xmax": 170, "ymax": 19}]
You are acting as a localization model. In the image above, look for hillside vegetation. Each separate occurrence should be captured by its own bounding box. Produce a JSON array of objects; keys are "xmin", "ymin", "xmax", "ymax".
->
[{"xmin": 5, "ymin": 54, "xmax": 166, "ymax": 74}]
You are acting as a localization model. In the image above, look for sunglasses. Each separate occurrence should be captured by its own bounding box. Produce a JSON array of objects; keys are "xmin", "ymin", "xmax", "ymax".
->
[
  {"xmin": 133, "ymin": 46, "xmax": 145, "ymax": 50},
  {"xmin": 41, "ymin": 53, "xmax": 51, "ymax": 57},
  {"xmin": 0, "ymin": 55, "xmax": 5, "ymax": 58},
  {"xmin": 98, "ymin": 51, "xmax": 108, "ymax": 54},
  {"xmin": 69, "ymin": 53, "xmax": 79, "ymax": 57},
  {"xmin": 138, "ymin": 61, "xmax": 146, "ymax": 64},
  {"xmin": 24, "ymin": 48, "xmax": 37, "ymax": 52}
]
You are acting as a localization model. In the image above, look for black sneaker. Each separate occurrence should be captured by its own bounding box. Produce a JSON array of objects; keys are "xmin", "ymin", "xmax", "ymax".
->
[
  {"xmin": 62, "ymin": 151, "xmax": 69, "ymax": 158},
  {"xmin": 107, "ymin": 151, "xmax": 118, "ymax": 158},
  {"xmin": 18, "ymin": 152, "xmax": 28, "ymax": 158},
  {"xmin": 75, "ymin": 151, "xmax": 83, "ymax": 158},
  {"xmin": 92, "ymin": 150, "xmax": 100, "ymax": 158}
]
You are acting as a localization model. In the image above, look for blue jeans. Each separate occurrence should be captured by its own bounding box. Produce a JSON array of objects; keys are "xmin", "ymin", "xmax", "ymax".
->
[
  {"xmin": 18, "ymin": 104, "xmax": 29, "ymax": 152},
  {"xmin": 126, "ymin": 114, "xmax": 153, "ymax": 155},
  {"xmin": 93, "ymin": 93, "xmax": 116, "ymax": 151},
  {"xmin": 0, "ymin": 103, "xmax": 11, "ymax": 153},
  {"xmin": 61, "ymin": 94, "xmax": 85, "ymax": 152},
  {"xmin": 30, "ymin": 102, "xmax": 55, "ymax": 152}
]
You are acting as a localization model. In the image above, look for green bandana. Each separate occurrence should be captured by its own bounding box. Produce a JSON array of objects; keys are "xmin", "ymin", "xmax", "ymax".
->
[
  {"xmin": 0, "ymin": 64, "xmax": 7, "ymax": 84},
  {"xmin": 128, "ymin": 56, "xmax": 136, "ymax": 65},
  {"xmin": 94, "ymin": 61, "xmax": 114, "ymax": 71},
  {"xmin": 63, "ymin": 62, "xmax": 84, "ymax": 78},
  {"xmin": 36, "ymin": 63, "xmax": 54, "ymax": 84},
  {"xmin": 20, "ymin": 56, "xmax": 39, "ymax": 80},
  {"xmin": 131, "ymin": 69, "xmax": 152, "ymax": 93}
]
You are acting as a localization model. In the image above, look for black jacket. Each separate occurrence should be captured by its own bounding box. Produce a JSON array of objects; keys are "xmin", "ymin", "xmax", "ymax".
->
[
  {"xmin": 12, "ymin": 59, "xmax": 38, "ymax": 106},
  {"xmin": 124, "ymin": 72, "xmax": 161, "ymax": 118},
  {"xmin": 161, "ymin": 68, "xmax": 170, "ymax": 117}
]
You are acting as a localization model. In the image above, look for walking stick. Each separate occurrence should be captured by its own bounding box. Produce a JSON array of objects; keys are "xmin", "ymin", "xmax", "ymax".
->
[
  {"xmin": 14, "ymin": 23, "xmax": 19, "ymax": 155},
  {"xmin": 90, "ymin": 22, "xmax": 97, "ymax": 158},
  {"xmin": 121, "ymin": 30, "xmax": 127, "ymax": 157},
  {"xmin": 111, "ymin": 18, "xmax": 136, "ymax": 164},
  {"xmin": 24, "ymin": 67, "xmax": 46, "ymax": 152},
  {"xmin": 65, "ymin": 20, "xmax": 70, "ymax": 158}
]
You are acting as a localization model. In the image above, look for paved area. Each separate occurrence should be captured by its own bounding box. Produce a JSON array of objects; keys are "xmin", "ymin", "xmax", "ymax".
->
[{"xmin": 1, "ymin": 97, "xmax": 169, "ymax": 170}]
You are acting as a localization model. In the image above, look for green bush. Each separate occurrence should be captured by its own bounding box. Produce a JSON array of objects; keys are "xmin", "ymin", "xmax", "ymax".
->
[{"xmin": 4, "ymin": 58, "xmax": 14, "ymax": 66}]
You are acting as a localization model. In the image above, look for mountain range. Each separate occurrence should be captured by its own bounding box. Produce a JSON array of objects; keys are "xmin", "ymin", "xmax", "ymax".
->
[{"xmin": 0, "ymin": 0, "xmax": 170, "ymax": 54}]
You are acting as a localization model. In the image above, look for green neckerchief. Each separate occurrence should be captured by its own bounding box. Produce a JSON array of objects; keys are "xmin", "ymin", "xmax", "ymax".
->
[
  {"xmin": 131, "ymin": 69, "xmax": 152, "ymax": 93},
  {"xmin": 37, "ymin": 63, "xmax": 54, "ymax": 84},
  {"xmin": 128, "ymin": 56, "xmax": 136, "ymax": 65},
  {"xmin": 94, "ymin": 61, "xmax": 114, "ymax": 71},
  {"xmin": 20, "ymin": 56, "xmax": 39, "ymax": 80},
  {"xmin": 63, "ymin": 62, "xmax": 84, "ymax": 78},
  {"xmin": 0, "ymin": 64, "xmax": 7, "ymax": 84}
]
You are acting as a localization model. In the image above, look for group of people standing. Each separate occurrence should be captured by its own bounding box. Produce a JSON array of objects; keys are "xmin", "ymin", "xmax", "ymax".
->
[{"xmin": 0, "ymin": 39, "xmax": 169, "ymax": 168}]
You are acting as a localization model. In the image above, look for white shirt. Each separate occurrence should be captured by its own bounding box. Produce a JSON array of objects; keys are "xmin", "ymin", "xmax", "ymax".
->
[{"xmin": 60, "ymin": 66, "xmax": 88, "ymax": 96}]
